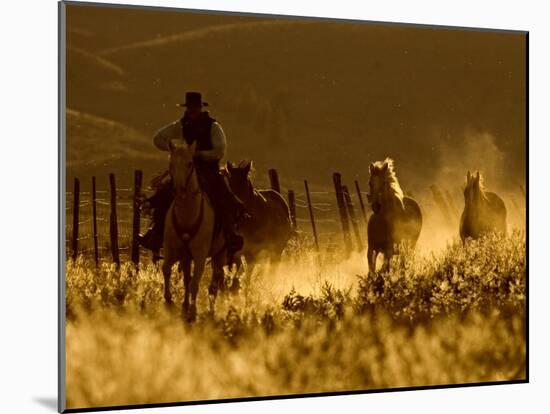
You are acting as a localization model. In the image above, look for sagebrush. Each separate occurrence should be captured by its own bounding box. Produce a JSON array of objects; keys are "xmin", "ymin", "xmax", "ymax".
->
[{"xmin": 65, "ymin": 231, "xmax": 526, "ymax": 409}]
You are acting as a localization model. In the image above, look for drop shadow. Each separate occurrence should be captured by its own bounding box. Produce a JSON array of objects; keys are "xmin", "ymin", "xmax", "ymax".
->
[{"xmin": 33, "ymin": 397, "xmax": 58, "ymax": 412}]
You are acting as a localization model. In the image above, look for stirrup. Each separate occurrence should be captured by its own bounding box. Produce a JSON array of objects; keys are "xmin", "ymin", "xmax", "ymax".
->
[{"xmin": 226, "ymin": 234, "xmax": 244, "ymax": 254}]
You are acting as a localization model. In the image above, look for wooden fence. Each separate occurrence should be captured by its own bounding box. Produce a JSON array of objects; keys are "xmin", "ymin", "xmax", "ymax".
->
[
  {"xmin": 66, "ymin": 168, "xmax": 527, "ymax": 265},
  {"xmin": 66, "ymin": 170, "xmax": 146, "ymax": 268}
]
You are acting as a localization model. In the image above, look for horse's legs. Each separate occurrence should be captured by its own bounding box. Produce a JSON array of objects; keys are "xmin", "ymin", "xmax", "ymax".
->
[
  {"xmin": 367, "ymin": 246, "xmax": 376, "ymax": 273},
  {"xmin": 382, "ymin": 247, "xmax": 393, "ymax": 272},
  {"xmin": 187, "ymin": 257, "xmax": 206, "ymax": 322},
  {"xmin": 235, "ymin": 254, "xmax": 245, "ymax": 276},
  {"xmin": 243, "ymin": 253, "xmax": 256, "ymax": 285},
  {"xmin": 180, "ymin": 258, "xmax": 192, "ymax": 315},
  {"xmin": 382, "ymin": 256, "xmax": 389, "ymax": 273},
  {"xmin": 208, "ymin": 252, "xmax": 226, "ymax": 313},
  {"xmin": 161, "ymin": 254, "xmax": 176, "ymax": 305},
  {"xmin": 152, "ymin": 249, "xmax": 162, "ymax": 265}
]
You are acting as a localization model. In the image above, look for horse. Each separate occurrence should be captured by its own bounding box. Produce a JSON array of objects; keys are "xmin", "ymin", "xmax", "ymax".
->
[
  {"xmin": 225, "ymin": 160, "xmax": 292, "ymax": 269},
  {"xmin": 366, "ymin": 158, "xmax": 422, "ymax": 272},
  {"xmin": 459, "ymin": 171, "xmax": 507, "ymax": 243},
  {"xmin": 162, "ymin": 140, "xmax": 227, "ymax": 322}
]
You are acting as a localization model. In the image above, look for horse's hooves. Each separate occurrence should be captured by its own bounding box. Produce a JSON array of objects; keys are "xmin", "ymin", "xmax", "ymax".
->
[
  {"xmin": 185, "ymin": 304, "xmax": 197, "ymax": 323},
  {"xmin": 230, "ymin": 278, "xmax": 241, "ymax": 294},
  {"xmin": 181, "ymin": 301, "xmax": 189, "ymax": 319}
]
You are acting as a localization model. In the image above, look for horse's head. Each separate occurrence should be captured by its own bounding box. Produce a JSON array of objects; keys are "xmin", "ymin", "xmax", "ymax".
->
[
  {"xmin": 464, "ymin": 170, "xmax": 486, "ymax": 208},
  {"xmin": 226, "ymin": 160, "xmax": 253, "ymax": 201},
  {"xmin": 169, "ymin": 139, "xmax": 197, "ymax": 193},
  {"xmin": 367, "ymin": 158, "xmax": 405, "ymax": 214}
]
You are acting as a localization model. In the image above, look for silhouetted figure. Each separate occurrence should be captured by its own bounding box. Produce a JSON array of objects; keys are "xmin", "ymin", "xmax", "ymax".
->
[{"xmin": 139, "ymin": 92, "xmax": 245, "ymax": 257}]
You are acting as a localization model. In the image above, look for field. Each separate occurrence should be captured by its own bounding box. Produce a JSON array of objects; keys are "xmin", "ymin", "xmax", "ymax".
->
[{"xmin": 64, "ymin": 230, "xmax": 526, "ymax": 410}]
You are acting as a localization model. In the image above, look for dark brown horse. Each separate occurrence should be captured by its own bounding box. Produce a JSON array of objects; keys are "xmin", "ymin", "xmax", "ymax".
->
[
  {"xmin": 459, "ymin": 171, "xmax": 506, "ymax": 243},
  {"xmin": 367, "ymin": 158, "xmax": 422, "ymax": 272},
  {"xmin": 225, "ymin": 161, "xmax": 292, "ymax": 269}
]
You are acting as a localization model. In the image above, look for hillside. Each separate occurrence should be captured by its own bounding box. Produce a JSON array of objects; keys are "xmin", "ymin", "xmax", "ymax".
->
[{"xmin": 65, "ymin": 4, "xmax": 526, "ymax": 193}]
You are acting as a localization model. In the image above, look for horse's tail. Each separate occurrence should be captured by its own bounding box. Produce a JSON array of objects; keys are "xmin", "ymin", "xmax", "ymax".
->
[
  {"xmin": 255, "ymin": 189, "xmax": 293, "ymax": 259},
  {"xmin": 259, "ymin": 190, "xmax": 292, "ymax": 232},
  {"xmin": 402, "ymin": 196, "xmax": 423, "ymax": 244},
  {"xmin": 486, "ymin": 191, "xmax": 507, "ymax": 234}
]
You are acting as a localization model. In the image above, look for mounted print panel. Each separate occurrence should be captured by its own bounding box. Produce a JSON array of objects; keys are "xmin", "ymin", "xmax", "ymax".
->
[{"xmin": 59, "ymin": 1, "xmax": 527, "ymax": 412}]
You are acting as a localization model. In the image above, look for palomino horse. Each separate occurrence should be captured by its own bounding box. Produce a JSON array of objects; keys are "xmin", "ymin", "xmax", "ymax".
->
[
  {"xmin": 367, "ymin": 158, "xmax": 422, "ymax": 272},
  {"xmin": 225, "ymin": 160, "xmax": 292, "ymax": 269},
  {"xmin": 162, "ymin": 140, "xmax": 227, "ymax": 321},
  {"xmin": 459, "ymin": 171, "xmax": 506, "ymax": 243}
]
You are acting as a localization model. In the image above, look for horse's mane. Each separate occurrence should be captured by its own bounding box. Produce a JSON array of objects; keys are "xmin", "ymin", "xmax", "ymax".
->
[
  {"xmin": 372, "ymin": 158, "xmax": 405, "ymax": 206},
  {"xmin": 465, "ymin": 171, "xmax": 489, "ymax": 202},
  {"xmin": 226, "ymin": 160, "xmax": 259, "ymax": 201}
]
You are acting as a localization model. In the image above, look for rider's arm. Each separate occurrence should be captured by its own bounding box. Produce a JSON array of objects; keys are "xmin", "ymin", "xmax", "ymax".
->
[
  {"xmin": 150, "ymin": 169, "xmax": 170, "ymax": 189},
  {"xmin": 153, "ymin": 121, "xmax": 180, "ymax": 151},
  {"xmin": 196, "ymin": 122, "xmax": 226, "ymax": 162}
]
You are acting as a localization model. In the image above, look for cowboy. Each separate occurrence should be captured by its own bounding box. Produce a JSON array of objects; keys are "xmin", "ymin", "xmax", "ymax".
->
[{"xmin": 139, "ymin": 92, "xmax": 245, "ymax": 256}]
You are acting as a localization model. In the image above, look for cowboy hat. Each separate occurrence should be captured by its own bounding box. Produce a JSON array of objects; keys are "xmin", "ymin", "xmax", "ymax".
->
[{"xmin": 176, "ymin": 91, "xmax": 209, "ymax": 107}]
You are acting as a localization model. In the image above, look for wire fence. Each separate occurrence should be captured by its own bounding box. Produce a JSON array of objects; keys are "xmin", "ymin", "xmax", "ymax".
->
[{"xmin": 65, "ymin": 168, "xmax": 527, "ymax": 266}]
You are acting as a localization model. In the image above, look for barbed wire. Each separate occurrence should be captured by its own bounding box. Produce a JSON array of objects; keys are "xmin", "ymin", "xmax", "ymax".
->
[
  {"xmin": 65, "ymin": 177, "xmax": 500, "ymax": 263},
  {"xmin": 296, "ymin": 217, "xmax": 336, "ymax": 223}
]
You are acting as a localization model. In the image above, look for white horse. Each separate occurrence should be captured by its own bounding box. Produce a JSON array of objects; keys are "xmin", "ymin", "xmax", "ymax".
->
[
  {"xmin": 367, "ymin": 158, "xmax": 422, "ymax": 272},
  {"xmin": 162, "ymin": 140, "xmax": 227, "ymax": 321}
]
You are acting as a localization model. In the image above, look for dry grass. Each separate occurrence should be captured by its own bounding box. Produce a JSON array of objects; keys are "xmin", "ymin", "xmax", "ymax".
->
[{"xmin": 65, "ymin": 231, "xmax": 526, "ymax": 410}]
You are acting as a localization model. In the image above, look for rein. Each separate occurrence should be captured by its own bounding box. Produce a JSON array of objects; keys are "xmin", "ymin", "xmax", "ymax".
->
[
  {"xmin": 171, "ymin": 163, "xmax": 205, "ymax": 244},
  {"xmin": 180, "ymin": 163, "xmax": 197, "ymax": 195}
]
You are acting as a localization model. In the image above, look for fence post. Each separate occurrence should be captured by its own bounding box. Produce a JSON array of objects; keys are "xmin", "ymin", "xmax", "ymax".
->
[
  {"xmin": 343, "ymin": 185, "xmax": 364, "ymax": 251},
  {"xmin": 91, "ymin": 176, "xmax": 99, "ymax": 267},
  {"xmin": 332, "ymin": 172, "xmax": 353, "ymax": 254},
  {"xmin": 131, "ymin": 169, "xmax": 143, "ymax": 267},
  {"xmin": 268, "ymin": 168, "xmax": 281, "ymax": 193},
  {"xmin": 304, "ymin": 180, "xmax": 319, "ymax": 252},
  {"xmin": 430, "ymin": 184, "xmax": 453, "ymax": 227},
  {"xmin": 71, "ymin": 177, "xmax": 80, "ymax": 261},
  {"xmin": 287, "ymin": 190, "xmax": 297, "ymax": 230},
  {"xmin": 109, "ymin": 173, "xmax": 120, "ymax": 267},
  {"xmin": 354, "ymin": 180, "xmax": 368, "ymax": 227}
]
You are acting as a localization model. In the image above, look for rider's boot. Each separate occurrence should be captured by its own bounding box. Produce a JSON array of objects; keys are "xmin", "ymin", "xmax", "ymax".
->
[{"xmin": 138, "ymin": 224, "xmax": 164, "ymax": 255}]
